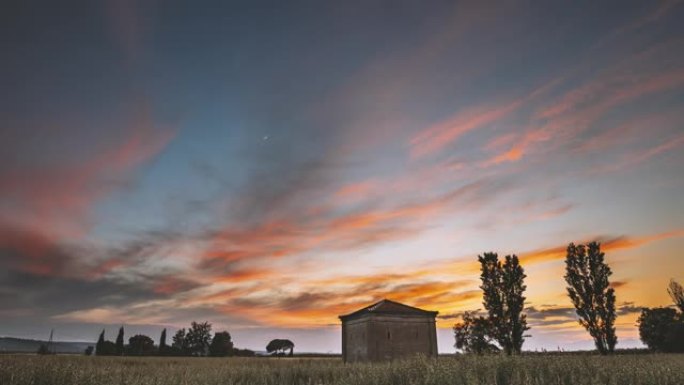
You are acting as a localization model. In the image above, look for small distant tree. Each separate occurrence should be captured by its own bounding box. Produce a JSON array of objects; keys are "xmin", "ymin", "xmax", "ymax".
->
[
  {"xmin": 266, "ymin": 339, "xmax": 294, "ymax": 356},
  {"xmin": 638, "ymin": 307, "xmax": 681, "ymax": 352},
  {"xmin": 115, "ymin": 326, "xmax": 125, "ymax": 356},
  {"xmin": 84, "ymin": 346, "xmax": 94, "ymax": 356},
  {"xmin": 233, "ymin": 348, "xmax": 256, "ymax": 357},
  {"xmin": 564, "ymin": 242, "xmax": 617, "ymax": 354},
  {"xmin": 128, "ymin": 334, "xmax": 156, "ymax": 356},
  {"xmin": 478, "ymin": 252, "xmax": 529, "ymax": 354},
  {"xmin": 209, "ymin": 331, "xmax": 234, "ymax": 357},
  {"xmin": 158, "ymin": 328, "xmax": 168, "ymax": 355},
  {"xmin": 186, "ymin": 321, "xmax": 212, "ymax": 356},
  {"xmin": 453, "ymin": 311, "xmax": 499, "ymax": 354},
  {"xmin": 171, "ymin": 328, "xmax": 189, "ymax": 356},
  {"xmin": 668, "ymin": 279, "xmax": 684, "ymax": 313}
]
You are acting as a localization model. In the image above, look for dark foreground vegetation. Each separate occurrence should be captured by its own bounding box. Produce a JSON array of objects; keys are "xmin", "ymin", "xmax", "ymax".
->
[{"xmin": 2, "ymin": 354, "xmax": 684, "ymax": 385}]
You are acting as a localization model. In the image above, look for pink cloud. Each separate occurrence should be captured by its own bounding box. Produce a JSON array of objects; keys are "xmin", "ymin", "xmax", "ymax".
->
[{"xmin": 410, "ymin": 101, "xmax": 522, "ymax": 159}]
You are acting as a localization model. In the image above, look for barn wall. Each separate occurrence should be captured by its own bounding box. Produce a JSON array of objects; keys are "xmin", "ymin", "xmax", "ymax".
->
[
  {"xmin": 367, "ymin": 314, "xmax": 437, "ymax": 361},
  {"xmin": 342, "ymin": 317, "xmax": 370, "ymax": 362}
]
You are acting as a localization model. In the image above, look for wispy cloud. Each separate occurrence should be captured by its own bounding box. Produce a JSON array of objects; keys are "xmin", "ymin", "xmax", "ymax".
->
[{"xmin": 0, "ymin": 112, "xmax": 173, "ymax": 243}]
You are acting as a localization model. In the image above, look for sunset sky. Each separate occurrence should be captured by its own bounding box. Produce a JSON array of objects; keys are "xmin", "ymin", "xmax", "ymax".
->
[{"xmin": 1, "ymin": 0, "xmax": 683, "ymax": 353}]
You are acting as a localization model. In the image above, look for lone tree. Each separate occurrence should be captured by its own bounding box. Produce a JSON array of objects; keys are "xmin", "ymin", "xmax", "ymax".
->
[
  {"xmin": 209, "ymin": 331, "xmax": 234, "ymax": 357},
  {"xmin": 266, "ymin": 339, "xmax": 294, "ymax": 356},
  {"xmin": 564, "ymin": 242, "xmax": 617, "ymax": 354},
  {"xmin": 668, "ymin": 279, "xmax": 684, "ymax": 313},
  {"xmin": 453, "ymin": 311, "xmax": 499, "ymax": 354},
  {"xmin": 186, "ymin": 321, "xmax": 212, "ymax": 356},
  {"xmin": 115, "ymin": 326, "xmax": 125, "ymax": 356},
  {"xmin": 478, "ymin": 252, "xmax": 529, "ymax": 354}
]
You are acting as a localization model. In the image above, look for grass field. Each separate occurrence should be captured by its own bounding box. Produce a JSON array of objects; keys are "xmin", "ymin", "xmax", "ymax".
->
[{"xmin": 1, "ymin": 354, "xmax": 683, "ymax": 385}]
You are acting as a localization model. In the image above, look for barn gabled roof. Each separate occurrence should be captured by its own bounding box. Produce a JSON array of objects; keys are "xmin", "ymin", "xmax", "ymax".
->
[{"xmin": 338, "ymin": 299, "xmax": 438, "ymax": 321}]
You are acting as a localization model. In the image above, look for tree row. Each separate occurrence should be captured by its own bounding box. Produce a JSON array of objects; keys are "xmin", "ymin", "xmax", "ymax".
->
[{"xmin": 454, "ymin": 241, "xmax": 684, "ymax": 355}]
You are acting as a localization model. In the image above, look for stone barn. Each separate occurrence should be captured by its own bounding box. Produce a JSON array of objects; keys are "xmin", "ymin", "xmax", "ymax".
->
[{"xmin": 339, "ymin": 299, "xmax": 438, "ymax": 362}]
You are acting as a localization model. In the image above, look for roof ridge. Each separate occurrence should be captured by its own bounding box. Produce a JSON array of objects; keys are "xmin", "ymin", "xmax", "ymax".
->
[{"xmin": 339, "ymin": 299, "xmax": 438, "ymax": 320}]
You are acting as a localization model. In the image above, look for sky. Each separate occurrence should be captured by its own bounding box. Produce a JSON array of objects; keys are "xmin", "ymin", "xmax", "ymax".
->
[{"xmin": 1, "ymin": 0, "xmax": 683, "ymax": 354}]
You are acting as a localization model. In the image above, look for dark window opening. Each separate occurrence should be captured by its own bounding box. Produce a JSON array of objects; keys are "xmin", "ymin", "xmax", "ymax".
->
[{"xmin": 387, "ymin": 331, "xmax": 391, "ymax": 340}]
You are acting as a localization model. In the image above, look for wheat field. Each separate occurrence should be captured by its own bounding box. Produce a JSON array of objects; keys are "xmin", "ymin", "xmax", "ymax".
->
[{"xmin": 1, "ymin": 354, "xmax": 683, "ymax": 385}]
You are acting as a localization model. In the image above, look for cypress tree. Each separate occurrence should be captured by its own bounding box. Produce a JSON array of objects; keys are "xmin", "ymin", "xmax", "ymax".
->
[
  {"xmin": 96, "ymin": 329, "xmax": 105, "ymax": 356},
  {"xmin": 115, "ymin": 326, "xmax": 125, "ymax": 356},
  {"xmin": 159, "ymin": 328, "xmax": 167, "ymax": 355}
]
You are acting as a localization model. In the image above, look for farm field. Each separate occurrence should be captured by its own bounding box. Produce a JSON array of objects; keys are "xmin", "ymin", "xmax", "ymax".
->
[{"xmin": 1, "ymin": 354, "xmax": 683, "ymax": 385}]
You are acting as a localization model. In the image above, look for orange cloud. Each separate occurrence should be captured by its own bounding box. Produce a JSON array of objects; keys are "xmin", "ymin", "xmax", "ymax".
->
[
  {"xmin": 410, "ymin": 101, "xmax": 522, "ymax": 159},
  {"xmin": 212, "ymin": 279, "xmax": 479, "ymax": 328},
  {"xmin": 334, "ymin": 181, "xmax": 378, "ymax": 201},
  {"xmin": 152, "ymin": 277, "xmax": 201, "ymax": 295},
  {"xmin": 0, "ymin": 223, "xmax": 76, "ymax": 277},
  {"xmin": 87, "ymin": 258, "xmax": 129, "ymax": 280},
  {"xmin": 593, "ymin": 133, "xmax": 684, "ymax": 174},
  {"xmin": 0, "ymin": 123, "xmax": 173, "ymax": 241},
  {"xmin": 0, "ymin": 111, "xmax": 174, "ymax": 277},
  {"xmin": 519, "ymin": 230, "xmax": 684, "ymax": 266},
  {"xmin": 214, "ymin": 267, "xmax": 276, "ymax": 283},
  {"xmin": 575, "ymin": 107, "xmax": 684, "ymax": 154},
  {"xmin": 480, "ymin": 63, "xmax": 684, "ymax": 168},
  {"xmin": 201, "ymin": 180, "xmax": 501, "ymax": 273}
]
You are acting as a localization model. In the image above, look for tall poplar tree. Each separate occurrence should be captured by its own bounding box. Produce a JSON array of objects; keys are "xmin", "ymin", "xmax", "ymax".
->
[
  {"xmin": 478, "ymin": 252, "xmax": 529, "ymax": 354},
  {"xmin": 564, "ymin": 242, "xmax": 617, "ymax": 354}
]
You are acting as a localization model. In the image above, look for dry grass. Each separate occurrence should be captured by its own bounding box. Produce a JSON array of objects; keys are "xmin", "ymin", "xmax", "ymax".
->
[{"xmin": 1, "ymin": 354, "xmax": 683, "ymax": 385}]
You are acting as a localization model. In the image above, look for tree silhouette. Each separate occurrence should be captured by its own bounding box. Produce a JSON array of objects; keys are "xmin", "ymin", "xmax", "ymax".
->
[
  {"xmin": 564, "ymin": 242, "xmax": 617, "ymax": 354},
  {"xmin": 209, "ymin": 331, "xmax": 234, "ymax": 357},
  {"xmin": 453, "ymin": 311, "xmax": 499, "ymax": 354},
  {"xmin": 266, "ymin": 339, "xmax": 294, "ymax": 356},
  {"xmin": 159, "ymin": 328, "xmax": 167, "ymax": 355},
  {"xmin": 638, "ymin": 280, "xmax": 684, "ymax": 353},
  {"xmin": 95, "ymin": 329, "xmax": 106, "ymax": 356},
  {"xmin": 478, "ymin": 252, "xmax": 529, "ymax": 354},
  {"xmin": 84, "ymin": 346, "xmax": 94, "ymax": 356},
  {"xmin": 128, "ymin": 334, "xmax": 155, "ymax": 356},
  {"xmin": 172, "ymin": 328, "xmax": 189, "ymax": 356},
  {"xmin": 95, "ymin": 329, "xmax": 116, "ymax": 356},
  {"xmin": 186, "ymin": 321, "xmax": 212, "ymax": 356},
  {"xmin": 115, "ymin": 326, "xmax": 125, "ymax": 356},
  {"xmin": 233, "ymin": 348, "xmax": 256, "ymax": 357},
  {"xmin": 668, "ymin": 279, "xmax": 684, "ymax": 313},
  {"xmin": 95, "ymin": 330, "xmax": 116, "ymax": 356},
  {"xmin": 638, "ymin": 307, "xmax": 680, "ymax": 352}
]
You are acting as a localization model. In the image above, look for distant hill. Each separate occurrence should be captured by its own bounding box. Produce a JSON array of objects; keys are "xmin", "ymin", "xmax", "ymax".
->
[{"xmin": 0, "ymin": 337, "xmax": 93, "ymax": 354}]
